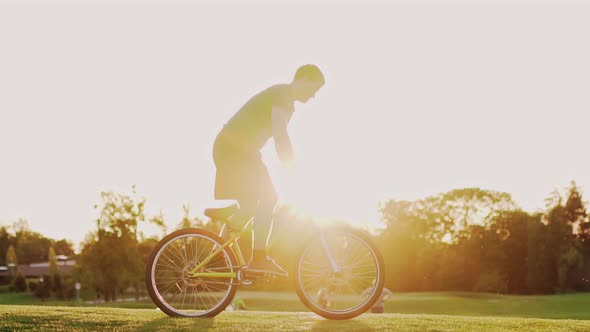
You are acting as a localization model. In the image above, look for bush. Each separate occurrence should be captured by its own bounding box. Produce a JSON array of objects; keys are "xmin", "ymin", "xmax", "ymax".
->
[
  {"xmin": 34, "ymin": 274, "xmax": 52, "ymax": 300},
  {"xmin": 53, "ymin": 274, "xmax": 64, "ymax": 299},
  {"xmin": 62, "ymin": 277, "xmax": 77, "ymax": 300},
  {"xmin": 28, "ymin": 280, "xmax": 39, "ymax": 292},
  {"xmin": 13, "ymin": 272, "xmax": 27, "ymax": 292}
]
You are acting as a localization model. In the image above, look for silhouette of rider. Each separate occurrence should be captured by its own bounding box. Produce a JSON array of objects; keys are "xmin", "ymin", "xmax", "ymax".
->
[{"xmin": 212, "ymin": 65, "xmax": 325, "ymax": 276}]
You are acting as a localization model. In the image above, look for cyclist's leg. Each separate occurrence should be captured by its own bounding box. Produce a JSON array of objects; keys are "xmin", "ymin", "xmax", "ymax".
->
[
  {"xmin": 249, "ymin": 158, "xmax": 277, "ymax": 256},
  {"xmin": 246, "ymin": 177, "xmax": 287, "ymax": 276},
  {"xmin": 251, "ymin": 195, "xmax": 277, "ymax": 256},
  {"xmin": 213, "ymin": 138, "xmax": 285, "ymax": 275},
  {"xmin": 226, "ymin": 197, "xmax": 256, "ymax": 232}
]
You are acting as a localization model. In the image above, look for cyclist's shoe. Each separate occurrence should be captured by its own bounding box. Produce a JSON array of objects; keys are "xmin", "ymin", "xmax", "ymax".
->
[{"xmin": 244, "ymin": 257, "xmax": 288, "ymax": 277}]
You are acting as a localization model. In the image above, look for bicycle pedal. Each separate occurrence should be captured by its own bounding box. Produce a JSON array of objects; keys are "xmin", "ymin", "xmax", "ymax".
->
[
  {"xmin": 238, "ymin": 268, "xmax": 263, "ymax": 286},
  {"xmin": 240, "ymin": 274, "xmax": 265, "ymax": 286}
]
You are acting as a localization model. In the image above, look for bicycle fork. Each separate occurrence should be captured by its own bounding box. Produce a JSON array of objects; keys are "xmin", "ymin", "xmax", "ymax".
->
[{"xmin": 320, "ymin": 232, "xmax": 341, "ymax": 273}]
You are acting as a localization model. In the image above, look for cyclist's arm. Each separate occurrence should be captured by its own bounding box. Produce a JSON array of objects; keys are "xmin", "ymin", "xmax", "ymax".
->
[{"xmin": 272, "ymin": 106, "xmax": 294, "ymax": 165}]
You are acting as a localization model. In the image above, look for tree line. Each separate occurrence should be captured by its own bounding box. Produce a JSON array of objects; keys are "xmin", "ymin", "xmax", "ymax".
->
[
  {"xmin": 0, "ymin": 219, "xmax": 76, "ymax": 297},
  {"xmin": 2, "ymin": 181, "xmax": 588, "ymax": 300},
  {"xmin": 377, "ymin": 182, "xmax": 589, "ymax": 294}
]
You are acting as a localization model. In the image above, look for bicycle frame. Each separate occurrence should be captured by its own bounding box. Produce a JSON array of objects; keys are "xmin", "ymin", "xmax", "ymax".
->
[
  {"xmin": 186, "ymin": 222, "xmax": 251, "ymax": 278},
  {"xmin": 186, "ymin": 220, "xmax": 342, "ymax": 279},
  {"xmin": 320, "ymin": 232, "xmax": 341, "ymax": 273}
]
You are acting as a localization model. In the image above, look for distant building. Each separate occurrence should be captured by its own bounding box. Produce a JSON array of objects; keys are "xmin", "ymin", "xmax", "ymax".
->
[{"xmin": 0, "ymin": 259, "xmax": 76, "ymax": 281}]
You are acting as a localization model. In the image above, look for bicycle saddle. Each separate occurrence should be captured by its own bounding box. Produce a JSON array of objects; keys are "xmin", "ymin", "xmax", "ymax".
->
[{"xmin": 204, "ymin": 204, "xmax": 239, "ymax": 220}]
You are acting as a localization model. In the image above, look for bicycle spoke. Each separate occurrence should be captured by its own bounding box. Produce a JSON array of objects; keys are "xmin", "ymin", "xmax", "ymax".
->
[
  {"xmin": 148, "ymin": 231, "xmax": 237, "ymax": 317},
  {"xmin": 296, "ymin": 230, "xmax": 383, "ymax": 317}
]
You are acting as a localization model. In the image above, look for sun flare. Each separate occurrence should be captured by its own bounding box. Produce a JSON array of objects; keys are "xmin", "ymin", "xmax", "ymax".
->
[{"xmin": 267, "ymin": 157, "xmax": 379, "ymax": 229}]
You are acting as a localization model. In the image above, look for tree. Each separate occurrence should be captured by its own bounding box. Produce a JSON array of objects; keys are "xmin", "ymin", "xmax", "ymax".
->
[
  {"xmin": 562, "ymin": 181, "xmax": 588, "ymax": 291},
  {"xmin": 79, "ymin": 187, "xmax": 160, "ymax": 301},
  {"xmin": 376, "ymin": 184, "xmax": 590, "ymax": 295},
  {"xmin": 5, "ymin": 244, "xmax": 18, "ymax": 279},
  {"xmin": 52, "ymin": 273, "xmax": 65, "ymax": 300},
  {"xmin": 48, "ymin": 246, "xmax": 65, "ymax": 299},
  {"xmin": 381, "ymin": 188, "xmax": 517, "ymax": 243},
  {"xmin": 5, "ymin": 244, "xmax": 20, "ymax": 291},
  {"xmin": 565, "ymin": 181, "xmax": 587, "ymax": 226},
  {"xmin": 11, "ymin": 218, "xmax": 30, "ymax": 234},
  {"xmin": 558, "ymin": 242, "xmax": 583, "ymax": 292},
  {"xmin": 433, "ymin": 188, "xmax": 517, "ymax": 240},
  {"xmin": 0, "ymin": 222, "xmax": 75, "ymax": 266},
  {"xmin": 457, "ymin": 224, "xmax": 507, "ymax": 293},
  {"xmin": 378, "ymin": 188, "xmax": 517, "ymax": 292},
  {"xmin": 48, "ymin": 247, "xmax": 59, "ymax": 277},
  {"xmin": 35, "ymin": 274, "xmax": 52, "ymax": 300},
  {"xmin": 13, "ymin": 271, "xmax": 27, "ymax": 292},
  {"xmin": 0, "ymin": 227, "xmax": 10, "ymax": 266},
  {"xmin": 175, "ymin": 203, "xmax": 208, "ymax": 231},
  {"xmin": 473, "ymin": 271, "xmax": 507, "ymax": 293},
  {"xmin": 492, "ymin": 211, "xmax": 531, "ymax": 294},
  {"xmin": 12, "ymin": 227, "xmax": 54, "ymax": 264},
  {"xmin": 544, "ymin": 186, "xmax": 585, "ymax": 292},
  {"xmin": 378, "ymin": 199, "xmax": 432, "ymax": 291},
  {"xmin": 53, "ymin": 239, "xmax": 75, "ymax": 257},
  {"xmin": 525, "ymin": 214, "xmax": 553, "ymax": 294}
]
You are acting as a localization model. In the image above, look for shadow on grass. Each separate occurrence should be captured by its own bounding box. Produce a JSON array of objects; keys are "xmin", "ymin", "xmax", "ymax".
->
[
  {"xmin": 311, "ymin": 318, "xmax": 374, "ymax": 332},
  {"xmin": 138, "ymin": 317, "xmax": 215, "ymax": 331}
]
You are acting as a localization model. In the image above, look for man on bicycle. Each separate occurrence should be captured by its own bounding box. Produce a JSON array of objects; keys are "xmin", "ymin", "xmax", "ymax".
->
[{"xmin": 212, "ymin": 64, "xmax": 325, "ymax": 276}]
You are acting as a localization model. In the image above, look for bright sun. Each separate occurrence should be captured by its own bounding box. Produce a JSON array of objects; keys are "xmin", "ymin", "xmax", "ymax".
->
[{"xmin": 267, "ymin": 156, "xmax": 379, "ymax": 229}]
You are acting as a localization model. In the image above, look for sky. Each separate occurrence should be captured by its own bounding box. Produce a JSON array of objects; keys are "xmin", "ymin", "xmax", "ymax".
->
[{"xmin": 1, "ymin": 0, "xmax": 589, "ymax": 246}]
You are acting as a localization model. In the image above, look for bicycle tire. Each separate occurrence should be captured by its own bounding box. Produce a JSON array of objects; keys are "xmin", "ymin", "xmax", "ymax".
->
[
  {"xmin": 294, "ymin": 226, "xmax": 385, "ymax": 320},
  {"xmin": 146, "ymin": 228, "xmax": 238, "ymax": 317}
]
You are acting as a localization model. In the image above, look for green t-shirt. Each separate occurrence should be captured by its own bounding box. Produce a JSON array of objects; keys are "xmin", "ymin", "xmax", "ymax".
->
[{"xmin": 221, "ymin": 84, "xmax": 295, "ymax": 151}]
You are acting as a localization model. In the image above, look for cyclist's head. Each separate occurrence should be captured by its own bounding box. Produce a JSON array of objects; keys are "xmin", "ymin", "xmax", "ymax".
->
[{"xmin": 292, "ymin": 64, "xmax": 325, "ymax": 103}]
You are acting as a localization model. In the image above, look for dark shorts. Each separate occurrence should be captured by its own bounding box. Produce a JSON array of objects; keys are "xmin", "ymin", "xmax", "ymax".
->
[{"xmin": 212, "ymin": 132, "xmax": 277, "ymax": 202}]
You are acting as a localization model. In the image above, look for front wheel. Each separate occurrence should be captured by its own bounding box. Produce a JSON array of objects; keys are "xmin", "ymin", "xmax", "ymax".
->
[
  {"xmin": 294, "ymin": 227, "xmax": 385, "ymax": 320},
  {"xmin": 146, "ymin": 228, "xmax": 238, "ymax": 317}
]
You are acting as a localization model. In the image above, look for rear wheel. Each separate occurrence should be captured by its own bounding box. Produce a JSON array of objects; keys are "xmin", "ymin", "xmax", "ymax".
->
[
  {"xmin": 295, "ymin": 227, "xmax": 385, "ymax": 320},
  {"xmin": 146, "ymin": 228, "xmax": 238, "ymax": 317}
]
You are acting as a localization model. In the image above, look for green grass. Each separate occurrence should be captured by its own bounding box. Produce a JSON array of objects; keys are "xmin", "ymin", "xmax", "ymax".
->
[
  {"xmin": 0, "ymin": 292, "xmax": 156, "ymax": 309},
  {"xmin": 383, "ymin": 292, "xmax": 590, "ymax": 320},
  {"xmin": 0, "ymin": 285, "xmax": 12, "ymax": 293},
  {"xmin": 4, "ymin": 290, "xmax": 590, "ymax": 331},
  {"xmin": 1, "ymin": 305, "xmax": 590, "ymax": 331},
  {"xmin": 4, "ymin": 291, "xmax": 590, "ymax": 320}
]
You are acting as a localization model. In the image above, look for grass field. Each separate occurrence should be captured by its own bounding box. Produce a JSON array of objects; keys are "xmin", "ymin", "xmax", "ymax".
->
[
  {"xmin": 3, "ymin": 291, "xmax": 590, "ymax": 320},
  {"xmin": 2, "ymin": 291, "xmax": 590, "ymax": 331},
  {"xmin": 1, "ymin": 305, "xmax": 590, "ymax": 332}
]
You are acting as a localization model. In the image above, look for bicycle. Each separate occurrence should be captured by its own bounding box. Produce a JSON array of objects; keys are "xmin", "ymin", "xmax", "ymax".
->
[{"xmin": 145, "ymin": 203, "xmax": 385, "ymax": 320}]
